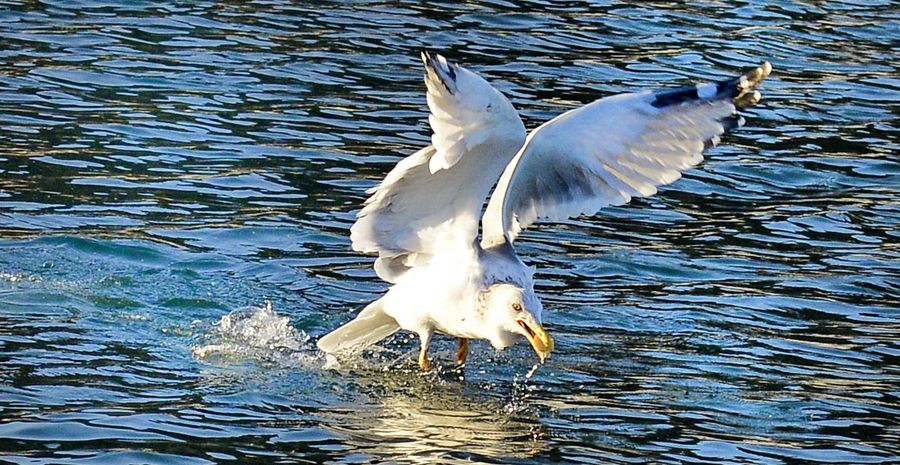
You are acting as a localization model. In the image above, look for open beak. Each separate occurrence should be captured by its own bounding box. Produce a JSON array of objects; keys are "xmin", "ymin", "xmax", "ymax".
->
[{"xmin": 517, "ymin": 319, "xmax": 554, "ymax": 363}]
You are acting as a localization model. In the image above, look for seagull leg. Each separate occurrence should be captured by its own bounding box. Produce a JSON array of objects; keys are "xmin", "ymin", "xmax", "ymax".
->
[
  {"xmin": 418, "ymin": 331, "xmax": 432, "ymax": 371},
  {"xmin": 418, "ymin": 346, "xmax": 431, "ymax": 371},
  {"xmin": 456, "ymin": 338, "xmax": 468, "ymax": 366}
]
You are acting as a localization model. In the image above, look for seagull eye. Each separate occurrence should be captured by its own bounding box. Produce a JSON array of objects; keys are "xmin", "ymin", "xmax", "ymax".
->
[{"xmin": 512, "ymin": 303, "xmax": 523, "ymax": 313}]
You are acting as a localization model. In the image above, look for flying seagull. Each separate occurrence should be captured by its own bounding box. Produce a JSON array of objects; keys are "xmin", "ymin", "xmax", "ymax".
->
[{"xmin": 318, "ymin": 52, "xmax": 772, "ymax": 370}]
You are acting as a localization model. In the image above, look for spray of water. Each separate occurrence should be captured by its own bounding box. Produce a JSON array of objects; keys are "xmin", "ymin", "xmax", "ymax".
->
[{"xmin": 192, "ymin": 301, "xmax": 313, "ymax": 366}]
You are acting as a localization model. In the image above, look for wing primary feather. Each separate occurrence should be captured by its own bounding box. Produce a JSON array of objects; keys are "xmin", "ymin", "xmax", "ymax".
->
[
  {"xmin": 651, "ymin": 61, "xmax": 772, "ymax": 109},
  {"xmin": 422, "ymin": 51, "xmax": 458, "ymax": 94}
]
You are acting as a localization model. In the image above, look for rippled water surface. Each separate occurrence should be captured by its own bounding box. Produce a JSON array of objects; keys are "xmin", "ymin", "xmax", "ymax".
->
[{"xmin": 1, "ymin": 1, "xmax": 898, "ymax": 463}]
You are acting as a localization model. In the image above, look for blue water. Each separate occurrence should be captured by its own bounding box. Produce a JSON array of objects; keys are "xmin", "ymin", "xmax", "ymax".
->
[{"xmin": 1, "ymin": 1, "xmax": 898, "ymax": 463}]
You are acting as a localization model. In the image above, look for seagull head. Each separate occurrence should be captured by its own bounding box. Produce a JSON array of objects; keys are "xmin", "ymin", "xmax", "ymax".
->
[{"xmin": 480, "ymin": 283, "xmax": 554, "ymax": 363}]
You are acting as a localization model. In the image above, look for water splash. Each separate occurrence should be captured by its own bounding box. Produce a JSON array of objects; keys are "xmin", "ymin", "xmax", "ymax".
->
[
  {"xmin": 193, "ymin": 301, "xmax": 313, "ymax": 366},
  {"xmin": 525, "ymin": 363, "xmax": 541, "ymax": 380},
  {"xmin": 504, "ymin": 364, "xmax": 543, "ymax": 415}
]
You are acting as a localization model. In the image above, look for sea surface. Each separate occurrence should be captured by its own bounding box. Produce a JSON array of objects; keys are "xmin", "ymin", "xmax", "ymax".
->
[{"xmin": 1, "ymin": 1, "xmax": 898, "ymax": 464}]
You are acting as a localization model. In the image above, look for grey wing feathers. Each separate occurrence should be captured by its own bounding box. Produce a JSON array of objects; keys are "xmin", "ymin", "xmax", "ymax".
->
[
  {"xmin": 349, "ymin": 145, "xmax": 442, "ymax": 282},
  {"xmin": 482, "ymin": 61, "xmax": 773, "ymax": 247}
]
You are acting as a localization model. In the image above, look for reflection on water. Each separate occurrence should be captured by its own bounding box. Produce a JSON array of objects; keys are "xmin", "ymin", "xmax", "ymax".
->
[
  {"xmin": 328, "ymin": 377, "xmax": 547, "ymax": 464},
  {"xmin": 1, "ymin": 0, "xmax": 898, "ymax": 463}
]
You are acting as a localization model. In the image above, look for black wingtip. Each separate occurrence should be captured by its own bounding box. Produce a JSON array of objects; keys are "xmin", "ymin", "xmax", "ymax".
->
[
  {"xmin": 420, "ymin": 50, "xmax": 435, "ymax": 66},
  {"xmin": 421, "ymin": 51, "xmax": 458, "ymax": 93},
  {"xmin": 650, "ymin": 85, "xmax": 701, "ymax": 109},
  {"xmin": 651, "ymin": 61, "xmax": 773, "ymax": 109}
]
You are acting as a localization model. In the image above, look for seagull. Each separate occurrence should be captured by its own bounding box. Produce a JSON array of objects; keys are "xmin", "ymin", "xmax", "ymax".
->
[{"xmin": 318, "ymin": 52, "xmax": 772, "ymax": 370}]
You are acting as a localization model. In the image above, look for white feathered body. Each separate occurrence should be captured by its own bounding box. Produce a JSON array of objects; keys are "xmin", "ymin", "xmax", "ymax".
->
[{"xmin": 380, "ymin": 242, "xmax": 537, "ymax": 349}]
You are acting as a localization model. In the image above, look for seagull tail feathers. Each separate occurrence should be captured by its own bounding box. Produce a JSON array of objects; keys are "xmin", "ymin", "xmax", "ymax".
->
[{"xmin": 317, "ymin": 298, "xmax": 400, "ymax": 355}]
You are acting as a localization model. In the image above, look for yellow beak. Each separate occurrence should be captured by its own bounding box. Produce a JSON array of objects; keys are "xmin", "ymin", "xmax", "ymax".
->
[{"xmin": 517, "ymin": 319, "xmax": 554, "ymax": 363}]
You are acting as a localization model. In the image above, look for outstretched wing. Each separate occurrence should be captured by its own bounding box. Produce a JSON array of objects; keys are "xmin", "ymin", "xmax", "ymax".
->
[
  {"xmin": 481, "ymin": 62, "xmax": 773, "ymax": 247},
  {"xmin": 351, "ymin": 52, "xmax": 526, "ymax": 282}
]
